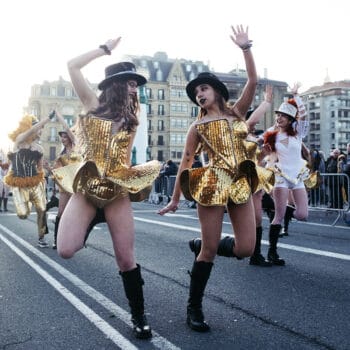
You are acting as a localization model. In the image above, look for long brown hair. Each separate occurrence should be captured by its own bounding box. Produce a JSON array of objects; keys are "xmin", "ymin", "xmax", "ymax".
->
[{"xmin": 89, "ymin": 81, "xmax": 139, "ymax": 132}]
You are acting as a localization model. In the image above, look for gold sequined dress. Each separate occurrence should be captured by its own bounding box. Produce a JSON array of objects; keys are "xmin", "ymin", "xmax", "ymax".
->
[
  {"xmin": 52, "ymin": 151, "xmax": 82, "ymax": 194},
  {"xmin": 53, "ymin": 116, "xmax": 161, "ymax": 208},
  {"xmin": 180, "ymin": 119, "xmax": 258, "ymax": 206}
]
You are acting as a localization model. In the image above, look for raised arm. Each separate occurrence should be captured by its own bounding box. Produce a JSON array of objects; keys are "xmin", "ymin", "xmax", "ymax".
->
[
  {"xmin": 230, "ymin": 25, "xmax": 258, "ymax": 117},
  {"xmin": 55, "ymin": 110, "xmax": 75, "ymax": 144},
  {"xmin": 246, "ymin": 85, "xmax": 273, "ymax": 130},
  {"xmin": 14, "ymin": 111, "xmax": 55, "ymax": 147},
  {"xmin": 67, "ymin": 37, "xmax": 122, "ymax": 112}
]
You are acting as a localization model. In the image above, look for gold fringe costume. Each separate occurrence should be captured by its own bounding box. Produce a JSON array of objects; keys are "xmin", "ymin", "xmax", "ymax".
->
[
  {"xmin": 181, "ymin": 119, "xmax": 258, "ymax": 206},
  {"xmin": 4, "ymin": 149, "xmax": 47, "ymax": 236},
  {"xmin": 53, "ymin": 116, "xmax": 161, "ymax": 208},
  {"xmin": 244, "ymin": 139, "xmax": 275, "ymax": 194}
]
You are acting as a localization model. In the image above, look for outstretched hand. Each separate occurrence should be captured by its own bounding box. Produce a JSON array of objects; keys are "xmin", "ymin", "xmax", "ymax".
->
[
  {"xmin": 103, "ymin": 37, "xmax": 122, "ymax": 53},
  {"xmin": 230, "ymin": 25, "xmax": 251, "ymax": 49},
  {"xmin": 290, "ymin": 82, "xmax": 302, "ymax": 95},
  {"xmin": 157, "ymin": 199, "xmax": 180, "ymax": 216}
]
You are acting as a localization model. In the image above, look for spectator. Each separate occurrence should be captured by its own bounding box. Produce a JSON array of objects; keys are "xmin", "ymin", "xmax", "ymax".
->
[
  {"xmin": 159, "ymin": 160, "xmax": 178, "ymax": 203},
  {"xmin": 0, "ymin": 160, "xmax": 10, "ymax": 212},
  {"xmin": 326, "ymin": 149, "xmax": 343, "ymax": 209}
]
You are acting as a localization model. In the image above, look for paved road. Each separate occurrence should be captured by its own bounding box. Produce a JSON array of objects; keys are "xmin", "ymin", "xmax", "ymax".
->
[{"xmin": 1, "ymin": 199, "xmax": 349, "ymax": 350}]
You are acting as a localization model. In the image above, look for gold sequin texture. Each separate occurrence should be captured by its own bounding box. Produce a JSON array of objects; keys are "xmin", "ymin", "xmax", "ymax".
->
[
  {"xmin": 181, "ymin": 119, "xmax": 258, "ymax": 205},
  {"xmin": 54, "ymin": 116, "xmax": 161, "ymax": 208}
]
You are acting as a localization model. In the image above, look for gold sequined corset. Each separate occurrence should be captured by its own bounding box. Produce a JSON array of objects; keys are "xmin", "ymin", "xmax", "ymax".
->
[
  {"xmin": 69, "ymin": 116, "xmax": 161, "ymax": 208},
  {"xmin": 180, "ymin": 119, "xmax": 258, "ymax": 205},
  {"xmin": 56, "ymin": 152, "xmax": 82, "ymax": 166}
]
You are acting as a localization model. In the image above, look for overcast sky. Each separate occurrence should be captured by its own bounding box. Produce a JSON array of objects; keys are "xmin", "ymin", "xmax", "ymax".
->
[{"xmin": 1, "ymin": 0, "xmax": 349, "ymax": 150}]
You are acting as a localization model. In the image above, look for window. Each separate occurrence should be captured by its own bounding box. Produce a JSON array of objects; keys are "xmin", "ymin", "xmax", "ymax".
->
[
  {"xmin": 63, "ymin": 115, "xmax": 74, "ymax": 127},
  {"xmin": 146, "ymin": 88, "xmax": 152, "ymax": 99},
  {"xmin": 157, "ymin": 135, "xmax": 164, "ymax": 145},
  {"xmin": 158, "ymin": 104, "xmax": 165, "ymax": 116},
  {"xmin": 57, "ymin": 85, "xmax": 65, "ymax": 97},
  {"xmin": 148, "ymin": 119, "xmax": 152, "ymax": 131},
  {"xmin": 147, "ymin": 104, "xmax": 152, "ymax": 115},
  {"xmin": 158, "ymin": 89, "xmax": 165, "ymax": 100},
  {"xmin": 158, "ymin": 120, "xmax": 164, "ymax": 131},
  {"xmin": 158, "ymin": 150, "xmax": 163, "ymax": 162},
  {"xmin": 40, "ymin": 85, "xmax": 50, "ymax": 96},
  {"xmin": 49, "ymin": 127, "xmax": 57, "ymax": 142},
  {"xmin": 51, "ymin": 87, "xmax": 57, "ymax": 96},
  {"xmin": 191, "ymin": 106, "xmax": 198, "ymax": 118},
  {"xmin": 49, "ymin": 147, "xmax": 56, "ymax": 162}
]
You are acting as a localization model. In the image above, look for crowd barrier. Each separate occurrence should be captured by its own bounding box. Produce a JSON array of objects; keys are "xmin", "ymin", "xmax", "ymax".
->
[
  {"xmin": 308, "ymin": 173, "xmax": 349, "ymax": 225},
  {"xmin": 148, "ymin": 173, "xmax": 350, "ymax": 226}
]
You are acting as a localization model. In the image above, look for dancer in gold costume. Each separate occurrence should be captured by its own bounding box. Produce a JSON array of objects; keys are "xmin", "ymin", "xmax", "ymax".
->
[
  {"xmin": 49, "ymin": 110, "xmax": 81, "ymax": 249},
  {"xmin": 57, "ymin": 37, "xmax": 160, "ymax": 339},
  {"xmin": 5, "ymin": 111, "xmax": 55, "ymax": 247},
  {"xmin": 159, "ymin": 25, "xmax": 258, "ymax": 332}
]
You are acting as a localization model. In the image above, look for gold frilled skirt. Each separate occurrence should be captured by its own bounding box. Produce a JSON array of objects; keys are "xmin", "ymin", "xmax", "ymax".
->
[
  {"xmin": 54, "ymin": 159, "xmax": 161, "ymax": 208},
  {"xmin": 255, "ymin": 166, "xmax": 275, "ymax": 194},
  {"xmin": 180, "ymin": 162, "xmax": 258, "ymax": 206}
]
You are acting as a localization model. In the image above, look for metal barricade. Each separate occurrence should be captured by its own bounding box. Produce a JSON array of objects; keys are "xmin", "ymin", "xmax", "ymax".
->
[
  {"xmin": 148, "ymin": 175, "xmax": 177, "ymax": 204},
  {"xmin": 308, "ymin": 173, "xmax": 350, "ymax": 225}
]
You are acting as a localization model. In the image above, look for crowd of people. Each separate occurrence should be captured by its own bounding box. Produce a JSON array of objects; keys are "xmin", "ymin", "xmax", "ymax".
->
[{"xmin": 2, "ymin": 24, "xmax": 349, "ymax": 340}]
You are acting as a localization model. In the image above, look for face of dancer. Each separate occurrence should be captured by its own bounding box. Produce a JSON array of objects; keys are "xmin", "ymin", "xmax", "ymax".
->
[
  {"xmin": 60, "ymin": 133, "xmax": 72, "ymax": 147},
  {"xmin": 194, "ymin": 84, "xmax": 217, "ymax": 108},
  {"xmin": 127, "ymin": 80, "xmax": 138, "ymax": 100},
  {"xmin": 275, "ymin": 112, "xmax": 292, "ymax": 131}
]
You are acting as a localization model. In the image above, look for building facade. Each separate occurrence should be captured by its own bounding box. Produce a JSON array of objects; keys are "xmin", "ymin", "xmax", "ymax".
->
[{"xmin": 301, "ymin": 81, "xmax": 350, "ymax": 154}]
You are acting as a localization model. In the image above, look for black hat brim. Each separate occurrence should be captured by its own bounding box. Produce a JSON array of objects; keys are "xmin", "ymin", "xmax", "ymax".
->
[
  {"xmin": 98, "ymin": 72, "xmax": 147, "ymax": 90},
  {"xmin": 186, "ymin": 77, "xmax": 229, "ymax": 105}
]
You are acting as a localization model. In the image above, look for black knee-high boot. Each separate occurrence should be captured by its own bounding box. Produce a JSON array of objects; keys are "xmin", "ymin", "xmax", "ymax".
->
[
  {"xmin": 249, "ymin": 227, "xmax": 272, "ymax": 267},
  {"xmin": 189, "ymin": 236, "xmax": 240, "ymax": 259},
  {"xmin": 282, "ymin": 205, "xmax": 294, "ymax": 236},
  {"xmin": 3, "ymin": 198, "xmax": 8, "ymax": 212},
  {"xmin": 53, "ymin": 216, "xmax": 60, "ymax": 249},
  {"xmin": 267, "ymin": 224, "xmax": 285, "ymax": 266},
  {"xmin": 187, "ymin": 261, "xmax": 213, "ymax": 332},
  {"xmin": 0, "ymin": 198, "xmax": 2, "ymax": 212},
  {"xmin": 120, "ymin": 264, "xmax": 152, "ymax": 339}
]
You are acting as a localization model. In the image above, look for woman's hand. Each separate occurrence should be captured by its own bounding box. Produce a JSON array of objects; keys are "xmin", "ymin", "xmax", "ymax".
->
[
  {"xmin": 230, "ymin": 25, "xmax": 251, "ymax": 49},
  {"xmin": 103, "ymin": 37, "xmax": 122, "ymax": 53},
  {"xmin": 290, "ymin": 82, "xmax": 301, "ymax": 95},
  {"xmin": 158, "ymin": 199, "xmax": 180, "ymax": 216}
]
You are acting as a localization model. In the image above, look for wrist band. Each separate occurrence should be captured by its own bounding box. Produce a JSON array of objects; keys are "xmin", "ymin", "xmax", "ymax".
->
[
  {"xmin": 240, "ymin": 40, "xmax": 253, "ymax": 51},
  {"xmin": 99, "ymin": 44, "xmax": 111, "ymax": 55}
]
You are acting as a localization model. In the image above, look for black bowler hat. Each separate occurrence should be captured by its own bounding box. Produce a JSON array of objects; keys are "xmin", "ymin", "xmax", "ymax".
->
[
  {"xmin": 98, "ymin": 62, "xmax": 147, "ymax": 90},
  {"xmin": 186, "ymin": 72, "xmax": 229, "ymax": 105}
]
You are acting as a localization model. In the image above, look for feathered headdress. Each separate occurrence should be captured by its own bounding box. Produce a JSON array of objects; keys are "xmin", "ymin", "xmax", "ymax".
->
[{"xmin": 8, "ymin": 115, "xmax": 39, "ymax": 142}]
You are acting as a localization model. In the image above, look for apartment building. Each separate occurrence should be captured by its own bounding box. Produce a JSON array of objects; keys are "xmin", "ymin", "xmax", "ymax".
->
[{"xmin": 301, "ymin": 81, "xmax": 350, "ymax": 154}]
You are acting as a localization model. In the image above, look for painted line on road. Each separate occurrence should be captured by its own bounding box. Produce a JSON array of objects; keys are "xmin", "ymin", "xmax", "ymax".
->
[
  {"xmin": 0, "ymin": 232, "xmax": 138, "ymax": 350},
  {"xmin": 134, "ymin": 217, "xmax": 350, "ymax": 261},
  {"xmin": 0, "ymin": 224, "xmax": 180, "ymax": 350}
]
